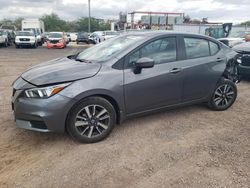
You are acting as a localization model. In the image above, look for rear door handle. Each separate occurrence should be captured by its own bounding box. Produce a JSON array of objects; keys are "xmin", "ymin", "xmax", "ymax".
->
[
  {"xmin": 170, "ymin": 68, "xmax": 182, "ymax": 74},
  {"xmin": 216, "ymin": 58, "xmax": 223, "ymax": 62}
]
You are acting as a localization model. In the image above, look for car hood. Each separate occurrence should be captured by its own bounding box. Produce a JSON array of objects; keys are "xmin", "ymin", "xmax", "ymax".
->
[
  {"xmin": 21, "ymin": 57, "xmax": 101, "ymax": 86},
  {"xmin": 233, "ymin": 42, "xmax": 250, "ymax": 53}
]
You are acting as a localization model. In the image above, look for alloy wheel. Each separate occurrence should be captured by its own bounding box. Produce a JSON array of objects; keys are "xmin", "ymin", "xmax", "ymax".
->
[
  {"xmin": 213, "ymin": 84, "xmax": 235, "ymax": 107},
  {"xmin": 74, "ymin": 105, "xmax": 111, "ymax": 138}
]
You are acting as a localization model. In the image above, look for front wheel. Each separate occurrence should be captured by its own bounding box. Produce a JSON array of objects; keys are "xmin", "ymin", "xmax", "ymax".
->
[
  {"xmin": 67, "ymin": 97, "xmax": 116, "ymax": 143},
  {"xmin": 208, "ymin": 79, "xmax": 237, "ymax": 111}
]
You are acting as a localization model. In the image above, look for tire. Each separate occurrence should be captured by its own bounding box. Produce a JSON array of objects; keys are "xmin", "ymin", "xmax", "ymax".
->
[
  {"xmin": 33, "ymin": 43, "xmax": 38, "ymax": 48},
  {"xmin": 208, "ymin": 79, "xmax": 237, "ymax": 111},
  {"xmin": 15, "ymin": 45, "xmax": 19, "ymax": 49},
  {"xmin": 67, "ymin": 97, "xmax": 116, "ymax": 143}
]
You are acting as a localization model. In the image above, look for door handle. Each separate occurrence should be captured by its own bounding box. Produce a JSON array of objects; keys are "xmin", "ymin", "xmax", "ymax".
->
[
  {"xmin": 170, "ymin": 68, "xmax": 182, "ymax": 74},
  {"xmin": 216, "ymin": 58, "xmax": 223, "ymax": 62}
]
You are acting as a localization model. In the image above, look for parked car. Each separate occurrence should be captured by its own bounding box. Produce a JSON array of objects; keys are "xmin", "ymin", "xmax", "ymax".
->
[
  {"xmin": 89, "ymin": 33, "xmax": 101, "ymax": 44},
  {"xmin": 12, "ymin": 32, "xmax": 239, "ymax": 143},
  {"xmin": 233, "ymin": 42, "xmax": 250, "ymax": 78},
  {"xmin": 66, "ymin": 33, "xmax": 71, "ymax": 42},
  {"xmin": 76, "ymin": 32, "xmax": 89, "ymax": 44},
  {"xmin": 69, "ymin": 33, "xmax": 78, "ymax": 42},
  {"xmin": 22, "ymin": 19, "xmax": 45, "ymax": 46},
  {"xmin": 0, "ymin": 29, "xmax": 15, "ymax": 46},
  {"xmin": 103, "ymin": 30, "xmax": 119, "ymax": 40},
  {"xmin": 218, "ymin": 31, "xmax": 250, "ymax": 47},
  {"xmin": 15, "ymin": 31, "xmax": 38, "ymax": 48},
  {"xmin": 0, "ymin": 30, "xmax": 9, "ymax": 47},
  {"xmin": 46, "ymin": 32, "xmax": 67, "ymax": 49},
  {"xmin": 42, "ymin": 32, "xmax": 50, "ymax": 42},
  {"xmin": 92, "ymin": 31, "xmax": 105, "ymax": 42}
]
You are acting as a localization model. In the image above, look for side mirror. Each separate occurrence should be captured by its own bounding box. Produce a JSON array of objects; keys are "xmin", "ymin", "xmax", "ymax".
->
[{"xmin": 134, "ymin": 57, "xmax": 155, "ymax": 74}]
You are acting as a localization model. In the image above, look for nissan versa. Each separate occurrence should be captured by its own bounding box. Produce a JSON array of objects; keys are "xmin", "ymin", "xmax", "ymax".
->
[{"xmin": 12, "ymin": 32, "xmax": 239, "ymax": 143}]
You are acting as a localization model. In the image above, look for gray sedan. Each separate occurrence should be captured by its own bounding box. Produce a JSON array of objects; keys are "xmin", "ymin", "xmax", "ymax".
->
[{"xmin": 12, "ymin": 31, "xmax": 239, "ymax": 143}]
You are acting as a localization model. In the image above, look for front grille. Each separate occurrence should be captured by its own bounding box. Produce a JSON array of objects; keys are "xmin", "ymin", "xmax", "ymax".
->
[
  {"xmin": 49, "ymin": 40, "xmax": 59, "ymax": 44},
  {"xmin": 20, "ymin": 38, "xmax": 30, "ymax": 41}
]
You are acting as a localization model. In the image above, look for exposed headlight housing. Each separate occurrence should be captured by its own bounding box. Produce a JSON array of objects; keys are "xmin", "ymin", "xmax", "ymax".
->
[
  {"xmin": 236, "ymin": 57, "xmax": 242, "ymax": 64},
  {"xmin": 25, "ymin": 83, "xmax": 71, "ymax": 98}
]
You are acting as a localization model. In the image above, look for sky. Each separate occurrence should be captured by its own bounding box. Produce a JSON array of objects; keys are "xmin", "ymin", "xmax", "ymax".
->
[{"xmin": 0, "ymin": 0, "xmax": 249, "ymax": 23}]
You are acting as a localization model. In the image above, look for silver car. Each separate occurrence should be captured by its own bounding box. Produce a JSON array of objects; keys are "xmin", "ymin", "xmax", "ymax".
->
[{"xmin": 12, "ymin": 32, "xmax": 239, "ymax": 143}]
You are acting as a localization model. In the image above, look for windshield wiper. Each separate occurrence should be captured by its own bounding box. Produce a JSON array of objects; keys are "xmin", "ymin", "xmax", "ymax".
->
[{"xmin": 75, "ymin": 58, "xmax": 92, "ymax": 63}]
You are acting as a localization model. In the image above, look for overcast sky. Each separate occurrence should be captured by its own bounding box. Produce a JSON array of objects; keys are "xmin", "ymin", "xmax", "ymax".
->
[{"xmin": 0, "ymin": 0, "xmax": 249, "ymax": 23}]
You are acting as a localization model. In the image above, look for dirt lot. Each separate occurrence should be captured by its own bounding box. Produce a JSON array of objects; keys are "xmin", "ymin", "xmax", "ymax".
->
[{"xmin": 0, "ymin": 44, "xmax": 249, "ymax": 188}]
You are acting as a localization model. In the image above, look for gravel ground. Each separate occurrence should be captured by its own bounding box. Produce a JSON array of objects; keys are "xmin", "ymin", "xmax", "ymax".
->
[{"xmin": 0, "ymin": 44, "xmax": 249, "ymax": 188}]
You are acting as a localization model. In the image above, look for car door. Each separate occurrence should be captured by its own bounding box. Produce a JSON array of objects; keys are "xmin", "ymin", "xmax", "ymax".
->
[
  {"xmin": 180, "ymin": 36, "xmax": 226, "ymax": 102},
  {"xmin": 124, "ymin": 36, "xmax": 183, "ymax": 115}
]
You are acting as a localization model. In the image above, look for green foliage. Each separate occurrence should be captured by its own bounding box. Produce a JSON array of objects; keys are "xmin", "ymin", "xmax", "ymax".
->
[
  {"xmin": 0, "ymin": 13, "xmax": 110, "ymax": 32},
  {"xmin": 241, "ymin": 21, "xmax": 250, "ymax": 27}
]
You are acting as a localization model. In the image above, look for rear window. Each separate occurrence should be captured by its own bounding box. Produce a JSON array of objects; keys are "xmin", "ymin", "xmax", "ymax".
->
[{"xmin": 184, "ymin": 38, "xmax": 210, "ymax": 59}]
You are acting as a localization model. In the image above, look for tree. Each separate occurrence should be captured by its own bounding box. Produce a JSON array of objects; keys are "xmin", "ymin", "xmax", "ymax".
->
[
  {"xmin": 14, "ymin": 17, "xmax": 24, "ymax": 30},
  {"xmin": 241, "ymin": 21, "xmax": 250, "ymax": 27},
  {"xmin": 40, "ymin": 13, "xmax": 67, "ymax": 32},
  {"xmin": 0, "ymin": 13, "xmax": 111, "ymax": 32}
]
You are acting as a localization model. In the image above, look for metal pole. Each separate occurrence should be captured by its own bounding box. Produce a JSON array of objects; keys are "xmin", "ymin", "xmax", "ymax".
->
[{"xmin": 88, "ymin": 0, "xmax": 91, "ymax": 33}]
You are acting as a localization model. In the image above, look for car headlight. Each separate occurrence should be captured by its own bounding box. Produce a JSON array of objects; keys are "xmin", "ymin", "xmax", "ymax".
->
[
  {"xmin": 236, "ymin": 57, "xmax": 242, "ymax": 64},
  {"xmin": 59, "ymin": 39, "xmax": 63, "ymax": 43},
  {"xmin": 25, "ymin": 83, "xmax": 71, "ymax": 98}
]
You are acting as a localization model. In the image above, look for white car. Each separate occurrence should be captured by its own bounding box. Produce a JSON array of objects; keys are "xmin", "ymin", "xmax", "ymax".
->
[
  {"xmin": 92, "ymin": 31, "xmax": 105, "ymax": 42},
  {"xmin": 23, "ymin": 28, "xmax": 43, "ymax": 46},
  {"xmin": 0, "ymin": 30, "xmax": 8, "ymax": 47},
  {"xmin": 69, "ymin": 33, "xmax": 78, "ymax": 42},
  {"xmin": 104, "ymin": 31, "xmax": 119, "ymax": 40},
  {"xmin": 15, "ymin": 31, "xmax": 38, "ymax": 48}
]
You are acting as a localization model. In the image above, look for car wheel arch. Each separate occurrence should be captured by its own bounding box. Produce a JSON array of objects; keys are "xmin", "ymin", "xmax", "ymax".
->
[{"xmin": 65, "ymin": 93, "xmax": 122, "ymax": 132}]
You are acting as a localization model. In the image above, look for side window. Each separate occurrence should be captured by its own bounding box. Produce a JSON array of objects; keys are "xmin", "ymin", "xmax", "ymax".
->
[
  {"xmin": 209, "ymin": 41, "xmax": 220, "ymax": 55},
  {"xmin": 184, "ymin": 38, "xmax": 210, "ymax": 59},
  {"xmin": 128, "ymin": 37, "xmax": 177, "ymax": 66}
]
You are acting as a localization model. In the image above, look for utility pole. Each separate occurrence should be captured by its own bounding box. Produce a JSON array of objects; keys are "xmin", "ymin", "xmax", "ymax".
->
[{"xmin": 88, "ymin": 0, "xmax": 91, "ymax": 33}]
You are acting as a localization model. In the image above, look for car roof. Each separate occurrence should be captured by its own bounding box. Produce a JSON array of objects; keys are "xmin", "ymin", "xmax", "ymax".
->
[{"xmin": 120, "ymin": 30, "xmax": 216, "ymax": 40}]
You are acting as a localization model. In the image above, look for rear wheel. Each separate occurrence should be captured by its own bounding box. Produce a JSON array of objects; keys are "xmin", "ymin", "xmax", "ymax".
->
[
  {"xmin": 67, "ymin": 97, "xmax": 116, "ymax": 143},
  {"xmin": 208, "ymin": 79, "xmax": 237, "ymax": 111}
]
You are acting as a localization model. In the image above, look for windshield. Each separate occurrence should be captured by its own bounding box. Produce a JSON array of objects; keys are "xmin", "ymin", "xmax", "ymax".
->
[
  {"xmin": 49, "ymin": 33, "xmax": 63, "ymax": 38},
  {"xmin": 17, "ymin": 31, "xmax": 34, "ymax": 36},
  {"xmin": 76, "ymin": 35, "xmax": 143, "ymax": 62},
  {"xmin": 78, "ymin": 33, "xmax": 88, "ymax": 37},
  {"xmin": 23, "ymin": 28, "xmax": 37, "ymax": 34},
  {"xmin": 230, "ymin": 31, "xmax": 250, "ymax": 38}
]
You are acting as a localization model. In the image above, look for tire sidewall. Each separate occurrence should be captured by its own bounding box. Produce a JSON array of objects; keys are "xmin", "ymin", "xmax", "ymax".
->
[{"xmin": 209, "ymin": 79, "xmax": 237, "ymax": 111}]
